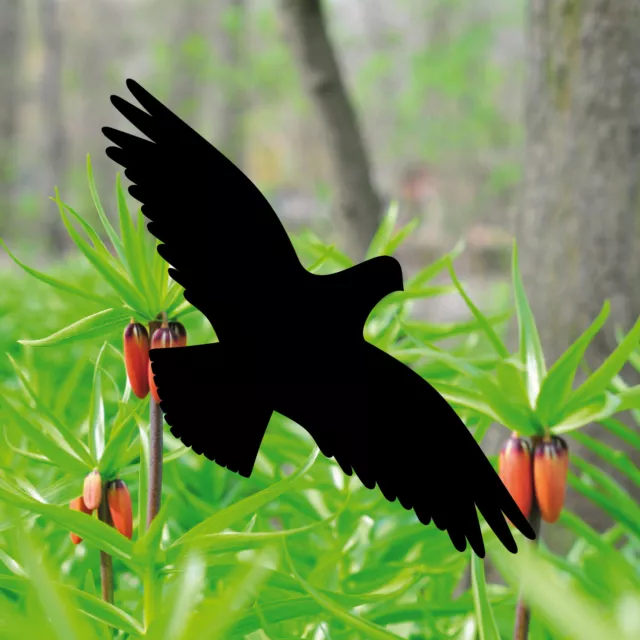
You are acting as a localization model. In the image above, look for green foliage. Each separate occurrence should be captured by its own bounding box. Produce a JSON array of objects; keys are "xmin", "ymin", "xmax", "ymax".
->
[{"xmin": 0, "ymin": 173, "xmax": 639, "ymax": 639}]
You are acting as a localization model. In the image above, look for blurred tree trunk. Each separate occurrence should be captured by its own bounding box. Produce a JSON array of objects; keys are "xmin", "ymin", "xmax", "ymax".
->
[
  {"xmin": 217, "ymin": 0, "xmax": 247, "ymax": 169},
  {"xmin": 0, "ymin": 0, "xmax": 21, "ymax": 239},
  {"xmin": 39, "ymin": 0, "xmax": 68, "ymax": 255},
  {"xmin": 517, "ymin": 0, "xmax": 640, "ymax": 536},
  {"xmin": 276, "ymin": 0, "xmax": 383, "ymax": 261}
]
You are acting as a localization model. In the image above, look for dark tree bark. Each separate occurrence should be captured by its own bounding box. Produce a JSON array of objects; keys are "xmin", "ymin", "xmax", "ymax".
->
[
  {"xmin": 217, "ymin": 0, "xmax": 247, "ymax": 169},
  {"xmin": 39, "ymin": 0, "xmax": 69, "ymax": 256},
  {"xmin": 0, "ymin": 0, "xmax": 21, "ymax": 239},
  {"xmin": 518, "ymin": 0, "xmax": 640, "ymax": 534},
  {"xmin": 276, "ymin": 0, "xmax": 383, "ymax": 261}
]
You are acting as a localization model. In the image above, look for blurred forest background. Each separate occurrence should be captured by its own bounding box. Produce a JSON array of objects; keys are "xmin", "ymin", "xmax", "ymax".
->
[{"xmin": 1, "ymin": 0, "xmax": 639, "ymax": 555}]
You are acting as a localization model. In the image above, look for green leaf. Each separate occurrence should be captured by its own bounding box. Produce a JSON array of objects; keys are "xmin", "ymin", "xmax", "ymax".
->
[
  {"xmin": 432, "ymin": 382, "xmax": 503, "ymax": 425},
  {"xmin": 599, "ymin": 418, "xmax": 640, "ymax": 450},
  {"xmin": 489, "ymin": 538, "xmax": 626, "ymax": 640},
  {"xmin": 0, "ymin": 481, "xmax": 136, "ymax": 565},
  {"xmin": 172, "ymin": 447, "xmax": 319, "ymax": 546},
  {"xmin": 565, "ymin": 311, "xmax": 640, "ymax": 414},
  {"xmin": 446, "ymin": 258, "xmax": 509, "ymax": 358},
  {"xmin": 3, "ymin": 427, "xmax": 53, "ymax": 465},
  {"xmin": 405, "ymin": 239, "xmax": 465, "ymax": 288},
  {"xmin": 99, "ymin": 402, "xmax": 144, "ymax": 477},
  {"xmin": 6, "ymin": 354, "xmax": 94, "ymax": 466},
  {"xmin": 383, "ymin": 217, "xmax": 420, "ymax": 256},
  {"xmin": 88, "ymin": 343, "xmax": 108, "ymax": 460},
  {"xmin": 366, "ymin": 201, "xmax": 399, "ymax": 259},
  {"xmin": 399, "ymin": 310, "xmax": 512, "ymax": 343},
  {"xmin": 570, "ymin": 456, "xmax": 640, "ymax": 516},
  {"xmin": 116, "ymin": 173, "xmax": 159, "ymax": 307},
  {"xmin": 0, "ymin": 238, "xmax": 116, "ymax": 307},
  {"xmin": 570, "ymin": 431, "xmax": 640, "ymax": 487},
  {"xmin": 567, "ymin": 473, "xmax": 640, "ymax": 539},
  {"xmin": 86, "ymin": 154, "xmax": 126, "ymax": 261},
  {"xmin": 15, "ymin": 523, "xmax": 101, "ymax": 640},
  {"xmin": 179, "ymin": 547, "xmax": 276, "ymax": 640},
  {"xmin": 284, "ymin": 541, "xmax": 404, "ymax": 640},
  {"xmin": 551, "ymin": 392, "xmax": 620, "ymax": 433},
  {"xmin": 168, "ymin": 509, "xmax": 340, "ymax": 564},
  {"xmin": 512, "ymin": 241, "xmax": 546, "ymax": 406},
  {"xmin": 58, "ymin": 204, "xmax": 148, "ymax": 314},
  {"xmin": 54, "ymin": 191, "xmax": 115, "ymax": 263},
  {"xmin": 145, "ymin": 552, "xmax": 206, "ymax": 640},
  {"xmin": 470, "ymin": 553, "xmax": 501, "ymax": 640},
  {"xmin": 614, "ymin": 384, "xmax": 640, "ymax": 412},
  {"xmin": 0, "ymin": 575, "xmax": 144, "ymax": 636},
  {"xmin": 535, "ymin": 302, "xmax": 611, "ymax": 424},
  {"xmin": 18, "ymin": 308, "xmax": 131, "ymax": 347},
  {"xmin": 0, "ymin": 400, "xmax": 90, "ymax": 474},
  {"xmin": 134, "ymin": 497, "xmax": 172, "ymax": 562}
]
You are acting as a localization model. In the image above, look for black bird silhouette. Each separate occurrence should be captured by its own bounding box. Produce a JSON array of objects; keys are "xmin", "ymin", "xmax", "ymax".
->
[{"xmin": 102, "ymin": 79, "xmax": 536, "ymax": 558}]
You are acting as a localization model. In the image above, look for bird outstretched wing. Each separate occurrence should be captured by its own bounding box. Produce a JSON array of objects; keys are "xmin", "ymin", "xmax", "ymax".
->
[
  {"xmin": 102, "ymin": 78, "xmax": 306, "ymax": 339},
  {"xmin": 279, "ymin": 341, "xmax": 537, "ymax": 558}
]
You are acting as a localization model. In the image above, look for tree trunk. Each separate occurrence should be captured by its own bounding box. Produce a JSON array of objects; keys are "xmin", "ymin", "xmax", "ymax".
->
[
  {"xmin": 217, "ymin": 0, "xmax": 247, "ymax": 170},
  {"xmin": 518, "ymin": 0, "xmax": 640, "ymax": 536},
  {"xmin": 276, "ymin": 0, "xmax": 383, "ymax": 262},
  {"xmin": 39, "ymin": 0, "xmax": 69, "ymax": 256},
  {"xmin": 0, "ymin": 0, "xmax": 21, "ymax": 239}
]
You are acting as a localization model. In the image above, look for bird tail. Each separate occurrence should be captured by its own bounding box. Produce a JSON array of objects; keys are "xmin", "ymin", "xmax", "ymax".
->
[{"xmin": 149, "ymin": 342, "xmax": 273, "ymax": 477}]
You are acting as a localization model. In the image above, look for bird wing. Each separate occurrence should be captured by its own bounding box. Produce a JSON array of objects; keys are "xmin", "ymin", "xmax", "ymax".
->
[
  {"xmin": 102, "ymin": 79, "xmax": 306, "ymax": 338},
  {"xmin": 289, "ymin": 341, "xmax": 536, "ymax": 558}
]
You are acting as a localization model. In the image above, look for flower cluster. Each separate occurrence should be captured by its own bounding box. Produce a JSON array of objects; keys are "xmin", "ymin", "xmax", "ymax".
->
[
  {"xmin": 69, "ymin": 470, "xmax": 133, "ymax": 543},
  {"xmin": 499, "ymin": 432, "xmax": 569, "ymax": 524},
  {"xmin": 123, "ymin": 319, "xmax": 187, "ymax": 403}
]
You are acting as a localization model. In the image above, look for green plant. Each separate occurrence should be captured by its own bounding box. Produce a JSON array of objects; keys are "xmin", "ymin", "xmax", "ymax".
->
[{"xmin": 0, "ymin": 167, "xmax": 638, "ymax": 639}]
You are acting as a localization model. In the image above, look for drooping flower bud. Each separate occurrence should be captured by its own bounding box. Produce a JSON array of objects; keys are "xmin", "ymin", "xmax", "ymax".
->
[
  {"xmin": 534, "ymin": 434, "xmax": 569, "ymax": 524},
  {"xmin": 149, "ymin": 325, "xmax": 173, "ymax": 403},
  {"xmin": 83, "ymin": 469, "xmax": 102, "ymax": 511},
  {"xmin": 498, "ymin": 433, "xmax": 533, "ymax": 521},
  {"xmin": 123, "ymin": 320, "xmax": 150, "ymax": 399},
  {"xmin": 69, "ymin": 496, "xmax": 92, "ymax": 544},
  {"xmin": 168, "ymin": 320, "xmax": 187, "ymax": 347},
  {"xmin": 107, "ymin": 479, "xmax": 133, "ymax": 540}
]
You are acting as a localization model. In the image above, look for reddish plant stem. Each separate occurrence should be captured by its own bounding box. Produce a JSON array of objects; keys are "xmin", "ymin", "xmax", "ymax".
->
[
  {"xmin": 513, "ymin": 435, "xmax": 542, "ymax": 640},
  {"xmin": 147, "ymin": 319, "xmax": 163, "ymax": 529},
  {"xmin": 98, "ymin": 482, "xmax": 114, "ymax": 604}
]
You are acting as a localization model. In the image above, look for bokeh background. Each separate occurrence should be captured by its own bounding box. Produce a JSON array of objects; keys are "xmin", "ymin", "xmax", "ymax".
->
[{"xmin": 1, "ymin": 1, "xmax": 639, "ymax": 638}]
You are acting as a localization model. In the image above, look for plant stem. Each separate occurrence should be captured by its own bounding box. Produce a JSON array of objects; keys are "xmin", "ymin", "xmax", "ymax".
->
[
  {"xmin": 98, "ymin": 483, "xmax": 114, "ymax": 604},
  {"xmin": 147, "ymin": 319, "xmax": 163, "ymax": 529},
  {"xmin": 513, "ymin": 437, "xmax": 542, "ymax": 640},
  {"xmin": 143, "ymin": 565, "xmax": 157, "ymax": 630},
  {"xmin": 147, "ymin": 396, "xmax": 163, "ymax": 527}
]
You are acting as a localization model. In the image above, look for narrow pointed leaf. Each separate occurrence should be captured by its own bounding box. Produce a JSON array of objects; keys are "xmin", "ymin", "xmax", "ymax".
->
[
  {"xmin": 512, "ymin": 242, "xmax": 546, "ymax": 406},
  {"xmin": 18, "ymin": 308, "xmax": 131, "ymax": 348},
  {"xmin": 86, "ymin": 154, "xmax": 125, "ymax": 260},
  {"xmin": 173, "ymin": 447, "xmax": 319, "ymax": 545},
  {"xmin": 0, "ymin": 238, "xmax": 116, "ymax": 306},
  {"xmin": 536, "ymin": 302, "xmax": 611, "ymax": 424}
]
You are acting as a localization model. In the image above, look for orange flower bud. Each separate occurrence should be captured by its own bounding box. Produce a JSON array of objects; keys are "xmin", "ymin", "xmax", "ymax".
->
[
  {"xmin": 83, "ymin": 469, "xmax": 102, "ymax": 511},
  {"xmin": 168, "ymin": 321, "xmax": 187, "ymax": 347},
  {"xmin": 69, "ymin": 496, "xmax": 92, "ymax": 544},
  {"xmin": 149, "ymin": 326, "xmax": 172, "ymax": 403},
  {"xmin": 534, "ymin": 434, "xmax": 569, "ymax": 524},
  {"xmin": 124, "ymin": 320, "xmax": 150, "ymax": 399},
  {"xmin": 107, "ymin": 479, "xmax": 133, "ymax": 540},
  {"xmin": 498, "ymin": 433, "xmax": 533, "ymax": 521}
]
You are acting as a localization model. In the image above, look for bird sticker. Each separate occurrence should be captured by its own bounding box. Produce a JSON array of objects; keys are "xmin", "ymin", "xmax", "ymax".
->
[{"xmin": 102, "ymin": 79, "xmax": 536, "ymax": 559}]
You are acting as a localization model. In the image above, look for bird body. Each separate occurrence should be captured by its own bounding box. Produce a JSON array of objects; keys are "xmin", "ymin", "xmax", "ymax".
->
[{"xmin": 103, "ymin": 79, "xmax": 536, "ymax": 558}]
